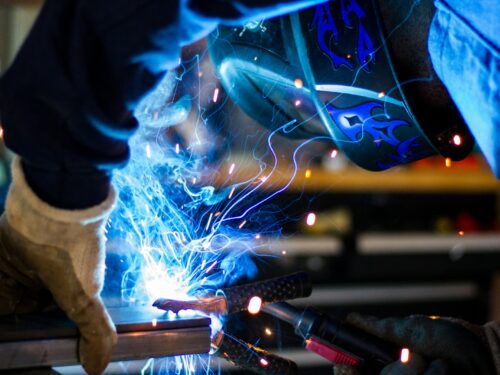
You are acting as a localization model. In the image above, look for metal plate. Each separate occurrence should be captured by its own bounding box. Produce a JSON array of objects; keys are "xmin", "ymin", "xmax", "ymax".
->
[{"xmin": 0, "ymin": 306, "xmax": 211, "ymax": 370}]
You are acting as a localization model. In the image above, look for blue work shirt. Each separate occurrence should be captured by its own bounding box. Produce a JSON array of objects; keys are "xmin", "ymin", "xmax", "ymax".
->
[{"xmin": 428, "ymin": 0, "xmax": 500, "ymax": 176}]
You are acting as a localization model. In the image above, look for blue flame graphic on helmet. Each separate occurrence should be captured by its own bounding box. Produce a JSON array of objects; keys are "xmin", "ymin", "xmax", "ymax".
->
[
  {"xmin": 312, "ymin": 1, "xmax": 375, "ymax": 71},
  {"xmin": 327, "ymin": 101, "xmax": 431, "ymax": 168}
]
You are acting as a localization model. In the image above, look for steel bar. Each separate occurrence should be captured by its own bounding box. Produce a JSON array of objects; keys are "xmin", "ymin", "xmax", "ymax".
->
[{"xmin": 0, "ymin": 306, "xmax": 211, "ymax": 370}]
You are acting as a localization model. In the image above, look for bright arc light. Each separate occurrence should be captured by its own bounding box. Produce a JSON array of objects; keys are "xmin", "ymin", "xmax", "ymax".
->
[
  {"xmin": 247, "ymin": 296, "xmax": 262, "ymax": 315},
  {"xmin": 453, "ymin": 134, "xmax": 462, "ymax": 146},
  {"xmin": 400, "ymin": 348, "xmax": 410, "ymax": 364},
  {"xmin": 330, "ymin": 149, "xmax": 338, "ymax": 158},
  {"xmin": 260, "ymin": 358, "xmax": 269, "ymax": 366},
  {"xmin": 306, "ymin": 212, "xmax": 317, "ymax": 226}
]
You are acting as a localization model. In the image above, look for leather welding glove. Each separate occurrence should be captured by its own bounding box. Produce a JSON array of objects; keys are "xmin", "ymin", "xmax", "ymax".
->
[
  {"xmin": 333, "ymin": 314, "xmax": 499, "ymax": 375},
  {"xmin": 0, "ymin": 158, "xmax": 117, "ymax": 375}
]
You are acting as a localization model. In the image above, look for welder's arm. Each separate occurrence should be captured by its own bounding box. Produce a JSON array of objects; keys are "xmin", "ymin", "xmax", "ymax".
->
[{"xmin": 333, "ymin": 315, "xmax": 499, "ymax": 375}]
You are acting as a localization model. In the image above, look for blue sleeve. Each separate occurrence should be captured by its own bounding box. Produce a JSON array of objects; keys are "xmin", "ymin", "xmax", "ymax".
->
[{"xmin": 428, "ymin": 0, "xmax": 500, "ymax": 177}]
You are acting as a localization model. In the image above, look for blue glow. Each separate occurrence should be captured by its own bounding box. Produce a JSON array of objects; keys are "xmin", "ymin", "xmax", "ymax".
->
[{"xmin": 106, "ymin": 59, "xmax": 323, "ymax": 373}]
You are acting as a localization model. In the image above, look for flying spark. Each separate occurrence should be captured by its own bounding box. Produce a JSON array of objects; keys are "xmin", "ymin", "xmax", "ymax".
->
[
  {"xmin": 306, "ymin": 212, "xmax": 317, "ymax": 226},
  {"xmin": 400, "ymin": 348, "xmax": 410, "ymax": 364},
  {"xmin": 228, "ymin": 163, "xmax": 236, "ymax": 175},
  {"xmin": 213, "ymin": 88, "xmax": 220, "ymax": 103}
]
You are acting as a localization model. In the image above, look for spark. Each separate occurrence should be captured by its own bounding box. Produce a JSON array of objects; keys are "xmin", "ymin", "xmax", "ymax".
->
[
  {"xmin": 213, "ymin": 88, "xmax": 220, "ymax": 103},
  {"xmin": 260, "ymin": 175, "xmax": 268, "ymax": 182},
  {"xmin": 198, "ymin": 71, "xmax": 204, "ymax": 78},
  {"xmin": 429, "ymin": 316, "xmax": 440, "ymax": 320},
  {"xmin": 306, "ymin": 212, "xmax": 317, "ymax": 226},
  {"xmin": 305, "ymin": 169, "xmax": 312, "ymax": 179},
  {"xmin": 206, "ymin": 213, "xmax": 214, "ymax": 231},
  {"xmin": 248, "ymin": 296, "xmax": 262, "ymax": 315},
  {"xmin": 152, "ymin": 318, "xmax": 157, "ymax": 327},
  {"xmin": 255, "ymin": 234, "xmax": 261, "ymax": 239},
  {"xmin": 214, "ymin": 211, "xmax": 221, "ymax": 217},
  {"xmin": 458, "ymin": 230, "xmax": 464, "ymax": 236},
  {"xmin": 239, "ymin": 220, "xmax": 247, "ymax": 229},
  {"xmin": 378, "ymin": 91, "xmax": 385, "ymax": 98},
  {"xmin": 400, "ymin": 348, "xmax": 410, "ymax": 364},
  {"xmin": 175, "ymin": 143, "xmax": 180, "ymax": 154},
  {"xmin": 260, "ymin": 358, "xmax": 269, "ymax": 366},
  {"xmin": 145, "ymin": 144, "xmax": 152, "ymax": 158},
  {"xmin": 330, "ymin": 149, "xmax": 338, "ymax": 158},
  {"xmin": 294, "ymin": 78, "xmax": 303, "ymax": 89},
  {"xmin": 265, "ymin": 328, "xmax": 272, "ymax": 336},
  {"xmin": 282, "ymin": 250, "xmax": 287, "ymax": 255},
  {"xmin": 228, "ymin": 163, "xmax": 236, "ymax": 175},
  {"xmin": 453, "ymin": 134, "xmax": 462, "ymax": 146},
  {"xmin": 205, "ymin": 261, "xmax": 218, "ymax": 274},
  {"xmin": 294, "ymin": 100, "xmax": 301, "ymax": 107},
  {"xmin": 228, "ymin": 187, "xmax": 236, "ymax": 199},
  {"xmin": 192, "ymin": 177, "xmax": 197, "ymax": 184},
  {"xmin": 445, "ymin": 158, "xmax": 452, "ymax": 168}
]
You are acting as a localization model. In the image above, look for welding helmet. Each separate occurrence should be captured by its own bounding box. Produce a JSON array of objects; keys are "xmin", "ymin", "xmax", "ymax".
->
[{"xmin": 208, "ymin": 0, "xmax": 473, "ymax": 171}]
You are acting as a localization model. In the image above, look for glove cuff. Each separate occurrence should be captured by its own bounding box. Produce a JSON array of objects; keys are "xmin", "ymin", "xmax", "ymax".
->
[{"xmin": 4, "ymin": 157, "xmax": 117, "ymax": 298}]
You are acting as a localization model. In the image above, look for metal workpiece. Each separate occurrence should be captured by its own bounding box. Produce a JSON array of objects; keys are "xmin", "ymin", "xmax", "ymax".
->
[{"xmin": 0, "ymin": 306, "xmax": 211, "ymax": 371}]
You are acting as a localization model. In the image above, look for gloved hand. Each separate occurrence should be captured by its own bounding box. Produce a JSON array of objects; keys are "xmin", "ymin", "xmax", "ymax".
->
[
  {"xmin": 333, "ymin": 314, "xmax": 499, "ymax": 375},
  {"xmin": 0, "ymin": 158, "xmax": 117, "ymax": 375}
]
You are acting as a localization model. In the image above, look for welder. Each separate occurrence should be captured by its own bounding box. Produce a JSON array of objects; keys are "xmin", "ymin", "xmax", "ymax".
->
[{"xmin": 0, "ymin": 1, "xmax": 498, "ymax": 375}]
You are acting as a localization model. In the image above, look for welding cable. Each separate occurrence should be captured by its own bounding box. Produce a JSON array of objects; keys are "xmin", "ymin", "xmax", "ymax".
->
[{"xmin": 215, "ymin": 332, "xmax": 298, "ymax": 375}]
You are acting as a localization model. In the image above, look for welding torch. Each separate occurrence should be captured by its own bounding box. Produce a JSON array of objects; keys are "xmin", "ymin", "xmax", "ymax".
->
[
  {"xmin": 154, "ymin": 272, "xmax": 402, "ymax": 374},
  {"xmin": 154, "ymin": 272, "xmax": 312, "ymax": 375},
  {"xmin": 263, "ymin": 302, "xmax": 401, "ymax": 374}
]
